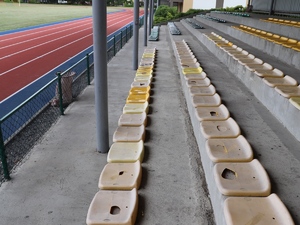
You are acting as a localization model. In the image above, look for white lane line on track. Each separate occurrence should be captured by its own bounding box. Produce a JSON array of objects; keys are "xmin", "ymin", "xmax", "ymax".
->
[
  {"xmin": 0, "ymin": 16, "xmax": 134, "ymax": 77},
  {"xmin": 0, "ymin": 11, "xmax": 131, "ymax": 44}
]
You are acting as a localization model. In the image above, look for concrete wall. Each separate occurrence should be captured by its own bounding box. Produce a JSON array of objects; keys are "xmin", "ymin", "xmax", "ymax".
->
[{"xmin": 182, "ymin": 0, "xmax": 193, "ymax": 12}]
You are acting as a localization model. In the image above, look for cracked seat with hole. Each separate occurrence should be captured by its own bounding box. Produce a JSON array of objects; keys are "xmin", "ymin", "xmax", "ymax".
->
[
  {"xmin": 200, "ymin": 117, "xmax": 241, "ymax": 139},
  {"xmin": 131, "ymin": 80, "xmax": 151, "ymax": 88},
  {"xmin": 181, "ymin": 62, "xmax": 200, "ymax": 69},
  {"xmin": 118, "ymin": 112, "xmax": 147, "ymax": 127},
  {"xmin": 289, "ymin": 97, "xmax": 300, "ymax": 110},
  {"xmin": 206, "ymin": 135, "xmax": 253, "ymax": 162},
  {"xmin": 107, "ymin": 140, "xmax": 144, "ymax": 163},
  {"xmin": 263, "ymin": 75, "xmax": 298, "ymax": 87},
  {"xmin": 275, "ymin": 85, "xmax": 300, "ymax": 98},
  {"xmin": 123, "ymin": 102, "xmax": 149, "ymax": 114},
  {"xmin": 184, "ymin": 72, "xmax": 207, "ymax": 80},
  {"xmin": 192, "ymin": 93, "xmax": 221, "ymax": 107},
  {"xmin": 195, "ymin": 104, "xmax": 230, "ymax": 121},
  {"xmin": 189, "ymin": 85, "xmax": 216, "ymax": 96},
  {"xmin": 213, "ymin": 159, "xmax": 271, "ymax": 196},
  {"xmin": 86, "ymin": 188, "xmax": 138, "ymax": 225},
  {"xmin": 224, "ymin": 194, "xmax": 295, "ymax": 225},
  {"xmin": 99, "ymin": 161, "xmax": 142, "ymax": 190},
  {"xmin": 186, "ymin": 77, "xmax": 211, "ymax": 87},
  {"xmin": 113, "ymin": 125, "xmax": 145, "ymax": 142}
]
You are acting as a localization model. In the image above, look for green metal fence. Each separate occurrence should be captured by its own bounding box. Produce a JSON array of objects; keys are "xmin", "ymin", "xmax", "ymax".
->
[{"xmin": 0, "ymin": 17, "xmax": 144, "ymax": 181}]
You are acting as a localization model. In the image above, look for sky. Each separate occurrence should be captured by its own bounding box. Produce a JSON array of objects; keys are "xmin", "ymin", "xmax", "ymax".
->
[{"xmin": 193, "ymin": 0, "xmax": 247, "ymax": 9}]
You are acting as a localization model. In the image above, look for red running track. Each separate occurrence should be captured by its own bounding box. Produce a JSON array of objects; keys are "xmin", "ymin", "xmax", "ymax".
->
[{"xmin": 0, "ymin": 9, "xmax": 143, "ymax": 102}]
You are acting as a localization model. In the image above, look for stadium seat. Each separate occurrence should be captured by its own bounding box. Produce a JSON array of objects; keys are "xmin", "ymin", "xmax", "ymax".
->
[
  {"xmin": 131, "ymin": 81, "xmax": 151, "ymax": 88},
  {"xmin": 189, "ymin": 85, "xmax": 216, "ymax": 96},
  {"xmin": 107, "ymin": 140, "xmax": 144, "ymax": 163},
  {"xmin": 113, "ymin": 125, "xmax": 145, "ymax": 142},
  {"xmin": 86, "ymin": 188, "xmax": 138, "ymax": 225},
  {"xmin": 254, "ymin": 68, "xmax": 284, "ymax": 78},
  {"xmin": 184, "ymin": 72, "xmax": 207, "ymax": 80},
  {"xmin": 224, "ymin": 194, "xmax": 294, "ymax": 225},
  {"xmin": 275, "ymin": 85, "xmax": 300, "ymax": 98},
  {"xmin": 206, "ymin": 135, "xmax": 253, "ymax": 162},
  {"xmin": 195, "ymin": 104, "xmax": 230, "ymax": 121},
  {"xmin": 200, "ymin": 117, "xmax": 241, "ymax": 139},
  {"xmin": 118, "ymin": 112, "xmax": 147, "ymax": 127},
  {"xmin": 192, "ymin": 93, "xmax": 221, "ymax": 107},
  {"xmin": 181, "ymin": 62, "xmax": 201, "ymax": 69},
  {"xmin": 263, "ymin": 75, "xmax": 298, "ymax": 87},
  {"xmin": 186, "ymin": 77, "xmax": 211, "ymax": 87},
  {"xmin": 126, "ymin": 93, "xmax": 150, "ymax": 103},
  {"xmin": 123, "ymin": 102, "xmax": 149, "ymax": 114},
  {"xmin": 289, "ymin": 97, "xmax": 300, "ymax": 110},
  {"xmin": 129, "ymin": 86, "xmax": 150, "ymax": 95},
  {"xmin": 99, "ymin": 161, "xmax": 142, "ymax": 190},
  {"xmin": 182, "ymin": 67, "xmax": 203, "ymax": 75},
  {"xmin": 214, "ymin": 159, "xmax": 271, "ymax": 196}
]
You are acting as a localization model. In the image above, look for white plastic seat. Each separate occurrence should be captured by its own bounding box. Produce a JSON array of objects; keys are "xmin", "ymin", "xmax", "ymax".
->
[
  {"xmin": 289, "ymin": 97, "xmax": 300, "ymax": 110},
  {"xmin": 123, "ymin": 102, "xmax": 149, "ymax": 114},
  {"xmin": 186, "ymin": 77, "xmax": 211, "ymax": 87},
  {"xmin": 131, "ymin": 80, "xmax": 151, "ymax": 88},
  {"xmin": 224, "ymin": 194, "xmax": 295, "ymax": 225},
  {"xmin": 189, "ymin": 85, "xmax": 216, "ymax": 96},
  {"xmin": 118, "ymin": 112, "xmax": 147, "ymax": 126},
  {"xmin": 86, "ymin": 188, "xmax": 138, "ymax": 225},
  {"xmin": 254, "ymin": 68, "xmax": 284, "ymax": 78},
  {"xmin": 107, "ymin": 140, "xmax": 144, "ymax": 163},
  {"xmin": 206, "ymin": 135, "xmax": 253, "ymax": 162},
  {"xmin": 192, "ymin": 93, "xmax": 221, "ymax": 107},
  {"xmin": 275, "ymin": 85, "xmax": 300, "ymax": 98},
  {"xmin": 200, "ymin": 117, "xmax": 240, "ymax": 138},
  {"xmin": 214, "ymin": 159, "xmax": 271, "ymax": 196},
  {"xmin": 184, "ymin": 72, "xmax": 207, "ymax": 80},
  {"xmin": 113, "ymin": 125, "xmax": 145, "ymax": 142},
  {"xmin": 263, "ymin": 75, "xmax": 298, "ymax": 87},
  {"xmin": 99, "ymin": 161, "xmax": 142, "ymax": 190},
  {"xmin": 195, "ymin": 104, "xmax": 230, "ymax": 121}
]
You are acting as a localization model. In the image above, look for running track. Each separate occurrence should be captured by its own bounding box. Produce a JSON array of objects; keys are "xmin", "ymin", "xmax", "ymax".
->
[{"xmin": 0, "ymin": 9, "xmax": 143, "ymax": 117}]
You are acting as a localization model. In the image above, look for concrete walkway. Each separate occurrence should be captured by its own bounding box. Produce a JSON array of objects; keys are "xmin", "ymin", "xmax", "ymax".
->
[{"xmin": 0, "ymin": 26, "xmax": 214, "ymax": 225}]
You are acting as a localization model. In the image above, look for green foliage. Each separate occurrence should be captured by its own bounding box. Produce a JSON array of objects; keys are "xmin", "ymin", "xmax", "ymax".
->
[{"xmin": 212, "ymin": 5, "xmax": 246, "ymax": 12}]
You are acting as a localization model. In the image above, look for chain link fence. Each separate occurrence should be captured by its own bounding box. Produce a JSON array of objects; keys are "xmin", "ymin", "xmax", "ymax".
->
[{"xmin": 0, "ymin": 18, "xmax": 143, "ymax": 182}]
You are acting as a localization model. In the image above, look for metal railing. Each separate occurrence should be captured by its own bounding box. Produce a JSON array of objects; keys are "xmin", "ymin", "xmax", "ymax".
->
[{"xmin": 0, "ymin": 17, "xmax": 144, "ymax": 181}]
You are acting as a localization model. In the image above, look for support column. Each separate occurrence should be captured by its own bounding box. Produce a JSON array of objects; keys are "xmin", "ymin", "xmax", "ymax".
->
[
  {"xmin": 92, "ymin": 1, "xmax": 109, "ymax": 153},
  {"xmin": 144, "ymin": 0, "xmax": 149, "ymax": 46},
  {"xmin": 269, "ymin": 0, "xmax": 275, "ymax": 15},
  {"xmin": 149, "ymin": 0, "xmax": 154, "ymax": 34},
  {"xmin": 133, "ymin": 0, "xmax": 139, "ymax": 70}
]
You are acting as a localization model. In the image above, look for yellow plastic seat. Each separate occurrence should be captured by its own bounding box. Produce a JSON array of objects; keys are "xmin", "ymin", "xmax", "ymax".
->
[
  {"xmin": 107, "ymin": 140, "xmax": 144, "ymax": 163},
  {"xmin": 273, "ymin": 36, "xmax": 288, "ymax": 45},
  {"xmin": 99, "ymin": 161, "xmax": 142, "ymax": 190},
  {"xmin": 228, "ymin": 50, "xmax": 248, "ymax": 58},
  {"xmin": 200, "ymin": 117, "xmax": 241, "ymax": 139},
  {"xmin": 254, "ymin": 68, "xmax": 284, "ymax": 78},
  {"xmin": 118, "ymin": 112, "xmax": 147, "ymax": 127},
  {"xmin": 142, "ymin": 53, "xmax": 155, "ymax": 58},
  {"xmin": 189, "ymin": 85, "xmax": 216, "ymax": 96},
  {"xmin": 206, "ymin": 135, "xmax": 253, "ymax": 162},
  {"xmin": 282, "ymin": 39, "xmax": 298, "ymax": 48},
  {"xmin": 263, "ymin": 75, "xmax": 298, "ymax": 87},
  {"xmin": 113, "ymin": 125, "xmax": 145, "ymax": 142},
  {"xmin": 186, "ymin": 77, "xmax": 211, "ymax": 87},
  {"xmin": 275, "ymin": 85, "xmax": 300, "ymax": 98},
  {"xmin": 192, "ymin": 93, "xmax": 221, "ymax": 107},
  {"xmin": 129, "ymin": 86, "xmax": 150, "ymax": 95},
  {"xmin": 214, "ymin": 159, "xmax": 271, "ymax": 196},
  {"xmin": 224, "ymin": 194, "xmax": 295, "ymax": 225},
  {"xmin": 126, "ymin": 93, "xmax": 149, "ymax": 103},
  {"xmin": 184, "ymin": 72, "xmax": 207, "ymax": 80},
  {"xmin": 195, "ymin": 104, "xmax": 230, "ymax": 121},
  {"xmin": 289, "ymin": 97, "xmax": 300, "ymax": 110},
  {"xmin": 131, "ymin": 81, "xmax": 151, "ymax": 88},
  {"xmin": 123, "ymin": 102, "xmax": 149, "ymax": 114},
  {"xmin": 182, "ymin": 67, "xmax": 203, "ymax": 75},
  {"xmin": 86, "ymin": 188, "xmax": 138, "ymax": 225}
]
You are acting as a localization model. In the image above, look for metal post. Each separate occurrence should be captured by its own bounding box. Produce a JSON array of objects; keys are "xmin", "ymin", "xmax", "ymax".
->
[
  {"xmin": 56, "ymin": 72, "xmax": 64, "ymax": 115},
  {"xmin": 144, "ymin": 0, "xmax": 148, "ymax": 46},
  {"xmin": 269, "ymin": 0, "xmax": 275, "ymax": 15},
  {"xmin": 125, "ymin": 27, "xmax": 128, "ymax": 43},
  {"xmin": 92, "ymin": 0, "xmax": 109, "ymax": 153},
  {"xmin": 113, "ymin": 35, "xmax": 116, "ymax": 56},
  {"xmin": 120, "ymin": 30, "xmax": 123, "ymax": 48},
  {"xmin": 149, "ymin": 0, "xmax": 154, "ymax": 35},
  {"xmin": 0, "ymin": 125, "xmax": 10, "ymax": 180},
  {"xmin": 86, "ymin": 53, "xmax": 90, "ymax": 85},
  {"xmin": 133, "ymin": 0, "xmax": 139, "ymax": 70}
]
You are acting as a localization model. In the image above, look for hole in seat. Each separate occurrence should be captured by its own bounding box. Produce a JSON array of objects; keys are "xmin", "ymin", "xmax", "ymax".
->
[
  {"xmin": 210, "ymin": 111, "xmax": 218, "ymax": 116},
  {"xmin": 221, "ymin": 168, "xmax": 236, "ymax": 180},
  {"xmin": 217, "ymin": 125, "xmax": 228, "ymax": 132},
  {"xmin": 110, "ymin": 206, "xmax": 121, "ymax": 215},
  {"xmin": 119, "ymin": 171, "xmax": 124, "ymax": 176}
]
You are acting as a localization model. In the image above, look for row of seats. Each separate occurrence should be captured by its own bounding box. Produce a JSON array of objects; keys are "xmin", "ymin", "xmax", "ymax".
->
[
  {"xmin": 184, "ymin": 18, "xmax": 204, "ymax": 29},
  {"xmin": 261, "ymin": 17, "xmax": 300, "ymax": 27},
  {"xmin": 196, "ymin": 14, "xmax": 226, "ymax": 23},
  {"xmin": 233, "ymin": 24, "xmax": 300, "ymax": 51},
  {"xmin": 213, "ymin": 10, "xmax": 250, "ymax": 17},
  {"xmin": 149, "ymin": 26, "xmax": 159, "ymax": 41},
  {"xmin": 168, "ymin": 22, "xmax": 181, "ymax": 35},
  {"xmin": 206, "ymin": 32, "xmax": 300, "ymax": 110},
  {"xmin": 173, "ymin": 39, "xmax": 295, "ymax": 224},
  {"xmin": 86, "ymin": 48, "xmax": 156, "ymax": 225}
]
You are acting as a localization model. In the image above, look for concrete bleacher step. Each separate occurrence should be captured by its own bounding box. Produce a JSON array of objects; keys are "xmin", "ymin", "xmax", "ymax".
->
[
  {"xmin": 213, "ymin": 159, "xmax": 271, "ymax": 196},
  {"xmin": 224, "ymin": 194, "xmax": 295, "ymax": 225},
  {"xmin": 206, "ymin": 135, "xmax": 253, "ymax": 162},
  {"xmin": 86, "ymin": 188, "xmax": 138, "ymax": 225},
  {"xmin": 200, "ymin": 117, "xmax": 241, "ymax": 139},
  {"xmin": 107, "ymin": 140, "xmax": 144, "ymax": 163},
  {"xmin": 195, "ymin": 104, "xmax": 230, "ymax": 121},
  {"xmin": 99, "ymin": 161, "xmax": 142, "ymax": 190},
  {"xmin": 289, "ymin": 97, "xmax": 300, "ymax": 110}
]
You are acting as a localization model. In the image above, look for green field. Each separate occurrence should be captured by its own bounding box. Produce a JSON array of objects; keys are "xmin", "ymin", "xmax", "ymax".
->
[{"xmin": 0, "ymin": 2, "xmax": 124, "ymax": 32}]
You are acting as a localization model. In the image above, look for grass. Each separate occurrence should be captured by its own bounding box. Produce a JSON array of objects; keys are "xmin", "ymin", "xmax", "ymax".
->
[{"xmin": 0, "ymin": 2, "xmax": 124, "ymax": 32}]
